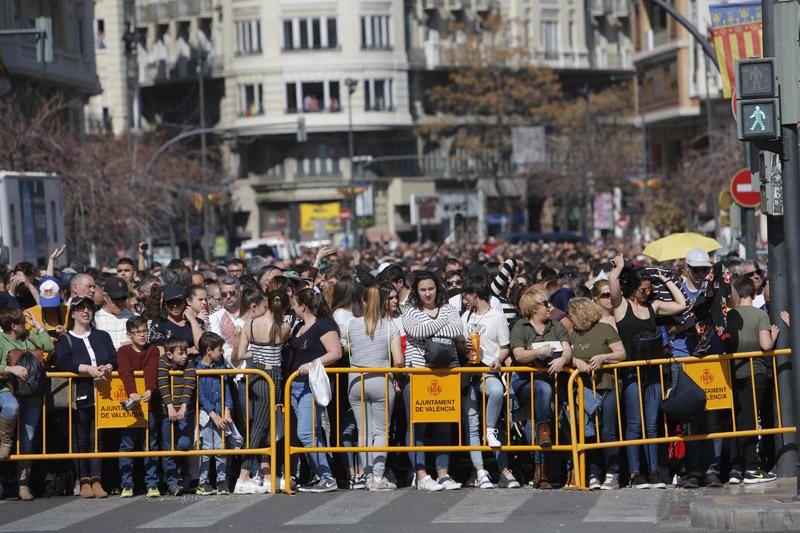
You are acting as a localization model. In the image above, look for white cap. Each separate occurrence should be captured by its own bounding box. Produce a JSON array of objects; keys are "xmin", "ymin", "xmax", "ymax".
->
[
  {"xmin": 686, "ymin": 248, "xmax": 712, "ymax": 267},
  {"xmin": 371, "ymin": 262, "xmax": 393, "ymax": 277}
]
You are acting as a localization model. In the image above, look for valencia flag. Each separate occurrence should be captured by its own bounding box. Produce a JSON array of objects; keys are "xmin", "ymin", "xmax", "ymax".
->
[{"xmin": 709, "ymin": 2, "xmax": 763, "ymax": 99}]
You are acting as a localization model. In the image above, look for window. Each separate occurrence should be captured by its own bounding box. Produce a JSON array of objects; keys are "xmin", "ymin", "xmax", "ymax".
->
[
  {"xmin": 361, "ymin": 15, "xmax": 391, "ymax": 49},
  {"xmin": 365, "ymin": 79, "xmax": 393, "ymax": 111},
  {"xmin": 236, "ymin": 19, "xmax": 261, "ymax": 55},
  {"xmin": 238, "ymin": 84, "xmax": 264, "ymax": 117},
  {"xmin": 77, "ymin": 17, "xmax": 86, "ymax": 56},
  {"xmin": 283, "ymin": 17, "xmax": 338, "ymax": 50},
  {"xmin": 286, "ymin": 81, "xmax": 341, "ymax": 113},
  {"xmin": 296, "ymin": 145, "xmax": 340, "ymax": 177},
  {"xmin": 541, "ymin": 20, "xmax": 559, "ymax": 59},
  {"xmin": 95, "ymin": 18, "xmax": 106, "ymax": 49}
]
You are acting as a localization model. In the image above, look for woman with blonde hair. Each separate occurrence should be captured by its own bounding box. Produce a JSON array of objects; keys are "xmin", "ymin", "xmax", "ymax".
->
[
  {"xmin": 508, "ymin": 288, "xmax": 572, "ymax": 488},
  {"xmin": 568, "ymin": 297, "xmax": 626, "ymax": 490},
  {"xmin": 346, "ymin": 285, "xmax": 403, "ymax": 490},
  {"xmin": 591, "ymin": 280, "xmax": 617, "ymax": 330}
]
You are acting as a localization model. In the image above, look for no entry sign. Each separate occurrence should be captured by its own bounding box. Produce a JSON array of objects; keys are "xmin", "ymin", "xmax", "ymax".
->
[{"xmin": 730, "ymin": 168, "xmax": 761, "ymax": 208}]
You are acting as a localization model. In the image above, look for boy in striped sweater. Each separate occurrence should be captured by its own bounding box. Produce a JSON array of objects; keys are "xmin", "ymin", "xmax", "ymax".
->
[{"xmin": 157, "ymin": 337, "xmax": 197, "ymax": 496}]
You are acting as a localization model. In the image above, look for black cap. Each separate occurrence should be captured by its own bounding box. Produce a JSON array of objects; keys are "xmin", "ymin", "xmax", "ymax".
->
[
  {"xmin": 104, "ymin": 277, "xmax": 129, "ymax": 300},
  {"xmin": 71, "ymin": 296, "xmax": 97, "ymax": 310},
  {"xmin": 163, "ymin": 284, "xmax": 185, "ymax": 302}
]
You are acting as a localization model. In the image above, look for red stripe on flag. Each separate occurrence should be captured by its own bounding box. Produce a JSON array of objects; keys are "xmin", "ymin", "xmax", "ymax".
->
[
  {"xmin": 722, "ymin": 33, "xmax": 736, "ymax": 94},
  {"xmin": 736, "ymin": 30, "xmax": 748, "ymax": 59},
  {"xmin": 750, "ymin": 28, "xmax": 762, "ymax": 56}
]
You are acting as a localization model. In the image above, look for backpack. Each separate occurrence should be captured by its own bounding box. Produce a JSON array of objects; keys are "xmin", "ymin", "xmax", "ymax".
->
[{"xmin": 7, "ymin": 350, "xmax": 47, "ymax": 397}]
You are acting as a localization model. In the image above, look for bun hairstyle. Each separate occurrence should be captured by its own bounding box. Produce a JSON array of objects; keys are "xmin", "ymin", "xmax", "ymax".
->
[{"xmin": 267, "ymin": 290, "xmax": 289, "ymax": 344}]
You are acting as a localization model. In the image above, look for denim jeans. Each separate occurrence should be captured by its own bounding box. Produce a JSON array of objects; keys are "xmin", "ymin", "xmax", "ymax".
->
[
  {"xmin": 199, "ymin": 419, "xmax": 227, "ymax": 485},
  {"xmin": 402, "ymin": 379, "xmax": 450, "ymax": 472},
  {"xmin": 0, "ymin": 390, "xmax": 19, "ymax": 420},
  {"xmin": 462, "ymin": 374, "xmax": 508, "ymax": 470},
  {"xmin": 289, "ymin": 379, "xmax": 332, "ymax": 478},
  {"xmin": 18, "ymin": 402, "xmax": 40, "ymax": 454},
  {"xmin": 72, "ymin": 407, "xmax": 102, "ymax": 478},
  {"xmin": 161, "ymin": 410, "xmax": 195, "ymax": 487},
  {"xmin": 119, "ymin": 408, "xmax": 160, "ymax": 488},
  {"xmin": 588, "ymin": 387, "xmax": 620, "ymax": 478},
  {"xmin": 510, "ymin": 372, "xmax": 553, "ymax": 465},
  {"xmin": 623, "ymin": 371, "xmax": 661, "ymax": 474}
]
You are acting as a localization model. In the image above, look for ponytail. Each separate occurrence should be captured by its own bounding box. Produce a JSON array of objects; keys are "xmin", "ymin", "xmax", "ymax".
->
[
  {"xmin": 267, "ymin": 290, "xmax": 289, "ymax": 344},
  {"xmin": 363, "ymin": 286, "xmax": 382, "ymax": 338}
]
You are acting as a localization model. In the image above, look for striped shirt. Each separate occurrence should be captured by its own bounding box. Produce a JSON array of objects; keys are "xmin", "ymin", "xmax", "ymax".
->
[
  {"xmin": 491, "ymin": 258, "xmax": 521, "ymax": 325},
  {"xmin": 157, "ymin": 354, "xmax": 197, "ymax": 409},
  {"xmin": 401, "ymin": 303, "xmax": 463, "ymax": 368},
  {"xmin": 250, "ymin": 340, "xmax": 283, "ymax": 368}
]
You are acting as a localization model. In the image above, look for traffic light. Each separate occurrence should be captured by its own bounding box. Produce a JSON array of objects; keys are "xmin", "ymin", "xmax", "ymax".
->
[
  {"xmin": 735, "ymin": 58, "xmax": 780, "ymax": 141},
  {"xmin": 35, "ymin": 17, "xmax": 52, "ymax": 63}
]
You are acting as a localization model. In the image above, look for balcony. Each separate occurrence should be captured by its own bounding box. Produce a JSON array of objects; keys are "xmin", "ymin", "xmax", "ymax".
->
[
  {"xmin": 0, "ymin": 37, "xmax": 99, "ymax": 94},
  {"xmin": 472, "ymin": 0, "xmax": 492, "ymax": 11},
  {"xmin": 447, "ymin": 0, "xmax": 464, "ymax": 10},
  {"xmin": 590, "ymin": 0, "xmax": 605, "ymax": 16},
  {"xmin": 422, "ymin": 0, "xmax": 443, "ymax": 11},
  {"xmin": 137, "ymin": 0, "xmax": 214, "ymax": 24},
  {"xmin": 615, "ymin": 0, "xmax": 629, "ymax": 17}
]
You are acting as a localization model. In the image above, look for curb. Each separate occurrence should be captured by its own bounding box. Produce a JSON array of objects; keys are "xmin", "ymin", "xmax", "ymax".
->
[{"xmin": 690, "ymin": 494, "xmax": 800, "ymax": 530}]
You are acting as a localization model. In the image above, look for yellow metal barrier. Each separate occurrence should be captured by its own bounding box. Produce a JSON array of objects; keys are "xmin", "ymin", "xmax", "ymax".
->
[
  {"xmin": 567, "ymin": 349, "xmax": 796, "ymax": 489},
  {"xmin": 3, "ymin": 368, "xmax": 278, "ymax": 494},
  {"xmin": 282, "ymin": 366, "xmax": 581, "ymax": 494}
]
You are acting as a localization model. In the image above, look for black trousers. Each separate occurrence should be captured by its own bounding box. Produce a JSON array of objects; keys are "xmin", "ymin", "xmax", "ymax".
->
[{"xmin": 729, "ymin": 374, "xmax": 768, "ymax": 472}]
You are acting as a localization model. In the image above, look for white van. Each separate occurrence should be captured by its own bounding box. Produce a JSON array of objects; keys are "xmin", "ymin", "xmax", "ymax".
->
[{"xmin": 240, "ymin": 237, "xmax": 300, "ymax": 261}]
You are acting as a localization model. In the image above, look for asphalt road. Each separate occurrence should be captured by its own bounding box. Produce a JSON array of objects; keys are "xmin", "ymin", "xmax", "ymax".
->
[{"xmin": 0, "ymin": 485, "xmax": 722, "ymax": 533}]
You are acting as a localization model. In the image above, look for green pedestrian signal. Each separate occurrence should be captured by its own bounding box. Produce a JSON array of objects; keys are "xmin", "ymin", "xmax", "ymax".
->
[{"xmin": 737, "ymin": 99, "xmax": 780, "ymax": 140}]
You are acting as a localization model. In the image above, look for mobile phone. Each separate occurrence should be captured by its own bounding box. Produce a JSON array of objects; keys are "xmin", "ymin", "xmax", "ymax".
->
[{"xmin": 141, "ymin": 243, "xmax": 149, "ymax": 251}]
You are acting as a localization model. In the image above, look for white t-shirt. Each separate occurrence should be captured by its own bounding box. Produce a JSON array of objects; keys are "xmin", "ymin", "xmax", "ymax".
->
[
  {"xmin": 461, "ymin": 307, "xmax": 510, "ymax": 366},
  {"xmin": 94, "ymin": 308, "xmax": 137, "ymax": 350},
  {"xmin": 449, "ymin": 293, "xmax": 503, "ymax": 314},
  {"xmin": 333, "ymin": 308, "xmax": 354, "ymax": 347}
]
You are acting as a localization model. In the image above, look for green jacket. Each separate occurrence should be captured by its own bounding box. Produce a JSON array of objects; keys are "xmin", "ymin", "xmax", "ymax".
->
[{"xmin": 0, "ymin": 331, "xmax": 54, "ymax": 394}]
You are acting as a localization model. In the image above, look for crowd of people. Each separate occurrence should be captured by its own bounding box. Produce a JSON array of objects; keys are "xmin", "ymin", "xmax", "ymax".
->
[{"xmin": 0, "ymin": 237, "xmax": 784, "ymax": 499}]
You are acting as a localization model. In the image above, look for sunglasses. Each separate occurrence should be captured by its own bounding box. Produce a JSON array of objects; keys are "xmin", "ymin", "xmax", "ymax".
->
[
  {"xmin": 744, "ymin": 271, "xmax": 762, "ymax": 278},
  {"xmin": 637, "ymin": 287, "xmax": 652, "ymax": 295},
  {"xmin": 538, "ymin": 301, "xmax": 552, "ymax": 309},
  {"xmin": 167, "ymin": 300, "xmax": 186, "ymax": 308},
  {"xmin": 446, "ymin": 280, "xmax": 463, "ymax": 287},
  {"xmin": 597, "ymin": 292, "xmax": 611, "ymax": 299},
  {"xmin": 220, "ymin": 291, "xmax": 238, "ymax": 298},
  {"xmin": 690, "ymin": 266, "xmax": 711, "ymax": 274}
]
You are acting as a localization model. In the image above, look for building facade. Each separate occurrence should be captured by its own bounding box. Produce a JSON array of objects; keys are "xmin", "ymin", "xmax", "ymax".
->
[{"xmin": 0, "ymin": 0, "xmax": 99, "ymax": 128}]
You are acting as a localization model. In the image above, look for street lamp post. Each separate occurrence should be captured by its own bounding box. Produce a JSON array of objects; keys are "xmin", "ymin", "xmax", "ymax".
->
[{"xmin": 345, "ymin": 78, "xmax": 358, "ymax": 248}]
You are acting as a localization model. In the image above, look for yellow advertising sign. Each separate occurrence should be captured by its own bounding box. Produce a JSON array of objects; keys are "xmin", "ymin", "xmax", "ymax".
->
[
  {"xmin": 410, "ymin": 373, "xmax": 461, "ymax": 423},
  {"xmin": 684, "ymin": 360, "xmax": 733, "ymax": 411},
  {"xmin": 299, "ymin": 202, "xmax": 342, "ymax": 232},
  {"xmin": 96, "ymin": 377, "xmax": 148, "ymax": 429}
]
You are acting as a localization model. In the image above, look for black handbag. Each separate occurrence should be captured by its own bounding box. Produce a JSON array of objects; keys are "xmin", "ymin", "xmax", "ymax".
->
[
  {"xmin": 661, "ymin": 367, "xmax": 707, "ymax": 422},
  {"xmin": 423, "ymin": 338, "xmax": 457, "ymax": 368}
]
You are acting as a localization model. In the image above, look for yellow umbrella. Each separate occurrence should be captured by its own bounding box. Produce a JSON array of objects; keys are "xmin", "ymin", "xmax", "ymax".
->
[{"xmin": 642, "ymin": 232, "xmax": 723, "ymax": 262}]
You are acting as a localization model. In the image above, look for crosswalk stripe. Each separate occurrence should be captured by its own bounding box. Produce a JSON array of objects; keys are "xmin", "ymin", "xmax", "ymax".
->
[
  {"xmin": 432, "ymin": 490, "xmax": 532, "ymax": 523},
  {"xmin": 284, "ymin": 490, "xmax": 405, "ymax": 525},
  {"xmin": 583, "ymin": 490, "xmax": 663, "ymax": 523},
  {"xmin": 137, "ymin": 495, "xmax": 268, "ymax": 529},
  {"xmin": 0, "ymin": 497, "xmax": 134, "ymax": 532}
]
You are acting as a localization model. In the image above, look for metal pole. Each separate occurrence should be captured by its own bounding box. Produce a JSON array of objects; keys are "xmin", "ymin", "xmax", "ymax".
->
[
  {"xmin": 743, "ymin": 144, "xmax": 758, "ymax": 259},
  {"xmin": 199, "ymin": 54, "xmax": 210, "ymax": 260},
  {"xmin": 763, "ymin": 0, "xmax": 795, "ymax": 477},
  {"xmin": 780, "ymin": 123, "xmax": 800, "ymax": 500},
  {"xmin": 346, "ymin": 79, "xmax": 357, "ymax": 249}
]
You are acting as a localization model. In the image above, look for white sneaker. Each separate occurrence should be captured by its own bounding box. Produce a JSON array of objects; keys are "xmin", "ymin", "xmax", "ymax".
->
[
  {"xmin": 588, "ymin": 476, "xmax": 601, "ymax": 490},
  {"xmin": 486, "ymin": 428, "xmax": 502, "ymax": 448},
  {"xmin": 476, "ymin": 469, "xmax": 494, "ymax": 489},
  {"xmin": 417, "ymin": 475, "xmax": 444, "ymax": 491},
  {"xmin": 437, "ymin": 475, "xmax": 462, "ymax": 490},
  {"xmin": 600, "ymin": 473, "xmax": 620, "ymax": 490},
  {"xmin": 252, "ymin": 476, "xmax": 271, "ymax": 494},
  {"xmin": 369, "ymin": 476, "xmax": 397, "ymax": 491},
  {"xmin": 233, "ymin": 479, "xmax": 257, "ymax": 495}
]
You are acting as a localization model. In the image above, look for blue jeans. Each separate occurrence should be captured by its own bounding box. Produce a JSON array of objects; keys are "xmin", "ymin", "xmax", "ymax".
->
[
  {"xmin": 402, "ymin": 379, "xmax": 450, "ymax": 472},
  {"xmin": 119, "ymin": 409, "xmax": 160, "ymax": 488},
  {"xmin": 510, "ymin": 373, "xmax": 553, "ymax": 465},
  {"xmin": 18, "ymin": 402, "xmax": 40, "ymax": 454},
  {"xmin": 623, "ymin": 371, "xmax": 661, "ymax": 474},
  {"xmin": 199, "ymin": 418, "xmax": 227, "ymax": 486},
  {"xmin": 289, "ymin": 379, "xmax": 332, "ymax": 478},
  {"xmin": 161, "ymin": 410, "xmax": 195, "ymax": 487},
  {"xmin": 589, "ymin": 388, "xmax": 620, "ymax": 478},
  {"xmin": 462, "ymin": 375, "xmax": 508, "ymax": 470},
  {"xmin": 0, "ymin": 391, "xmax": 19, "ymax": 420}
]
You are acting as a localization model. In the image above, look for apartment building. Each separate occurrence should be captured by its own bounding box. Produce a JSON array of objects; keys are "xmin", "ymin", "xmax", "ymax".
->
[
  {"xmin": 84, "ymin": 0, "xmax": 634, "ymax": 246},
  {"xmin": 630, "ymin": 0, "xmax": 727, "ymax": 175},
  {"xmin": 0, "ymin": 0, "xmax": 99, "ymax": 128}
]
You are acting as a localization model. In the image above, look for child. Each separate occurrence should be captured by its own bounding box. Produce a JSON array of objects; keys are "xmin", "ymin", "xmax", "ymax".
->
[
  {"xmin": 196, "ymin": 332, "xmax": 234, "ymax": 495},
  {"xmin": 117, "ymin": 316, "xmax": 161, "ymax": 498},
  {"xmin": 157, "ymin": 337, "xmax": 197, "ymax": 496}
]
